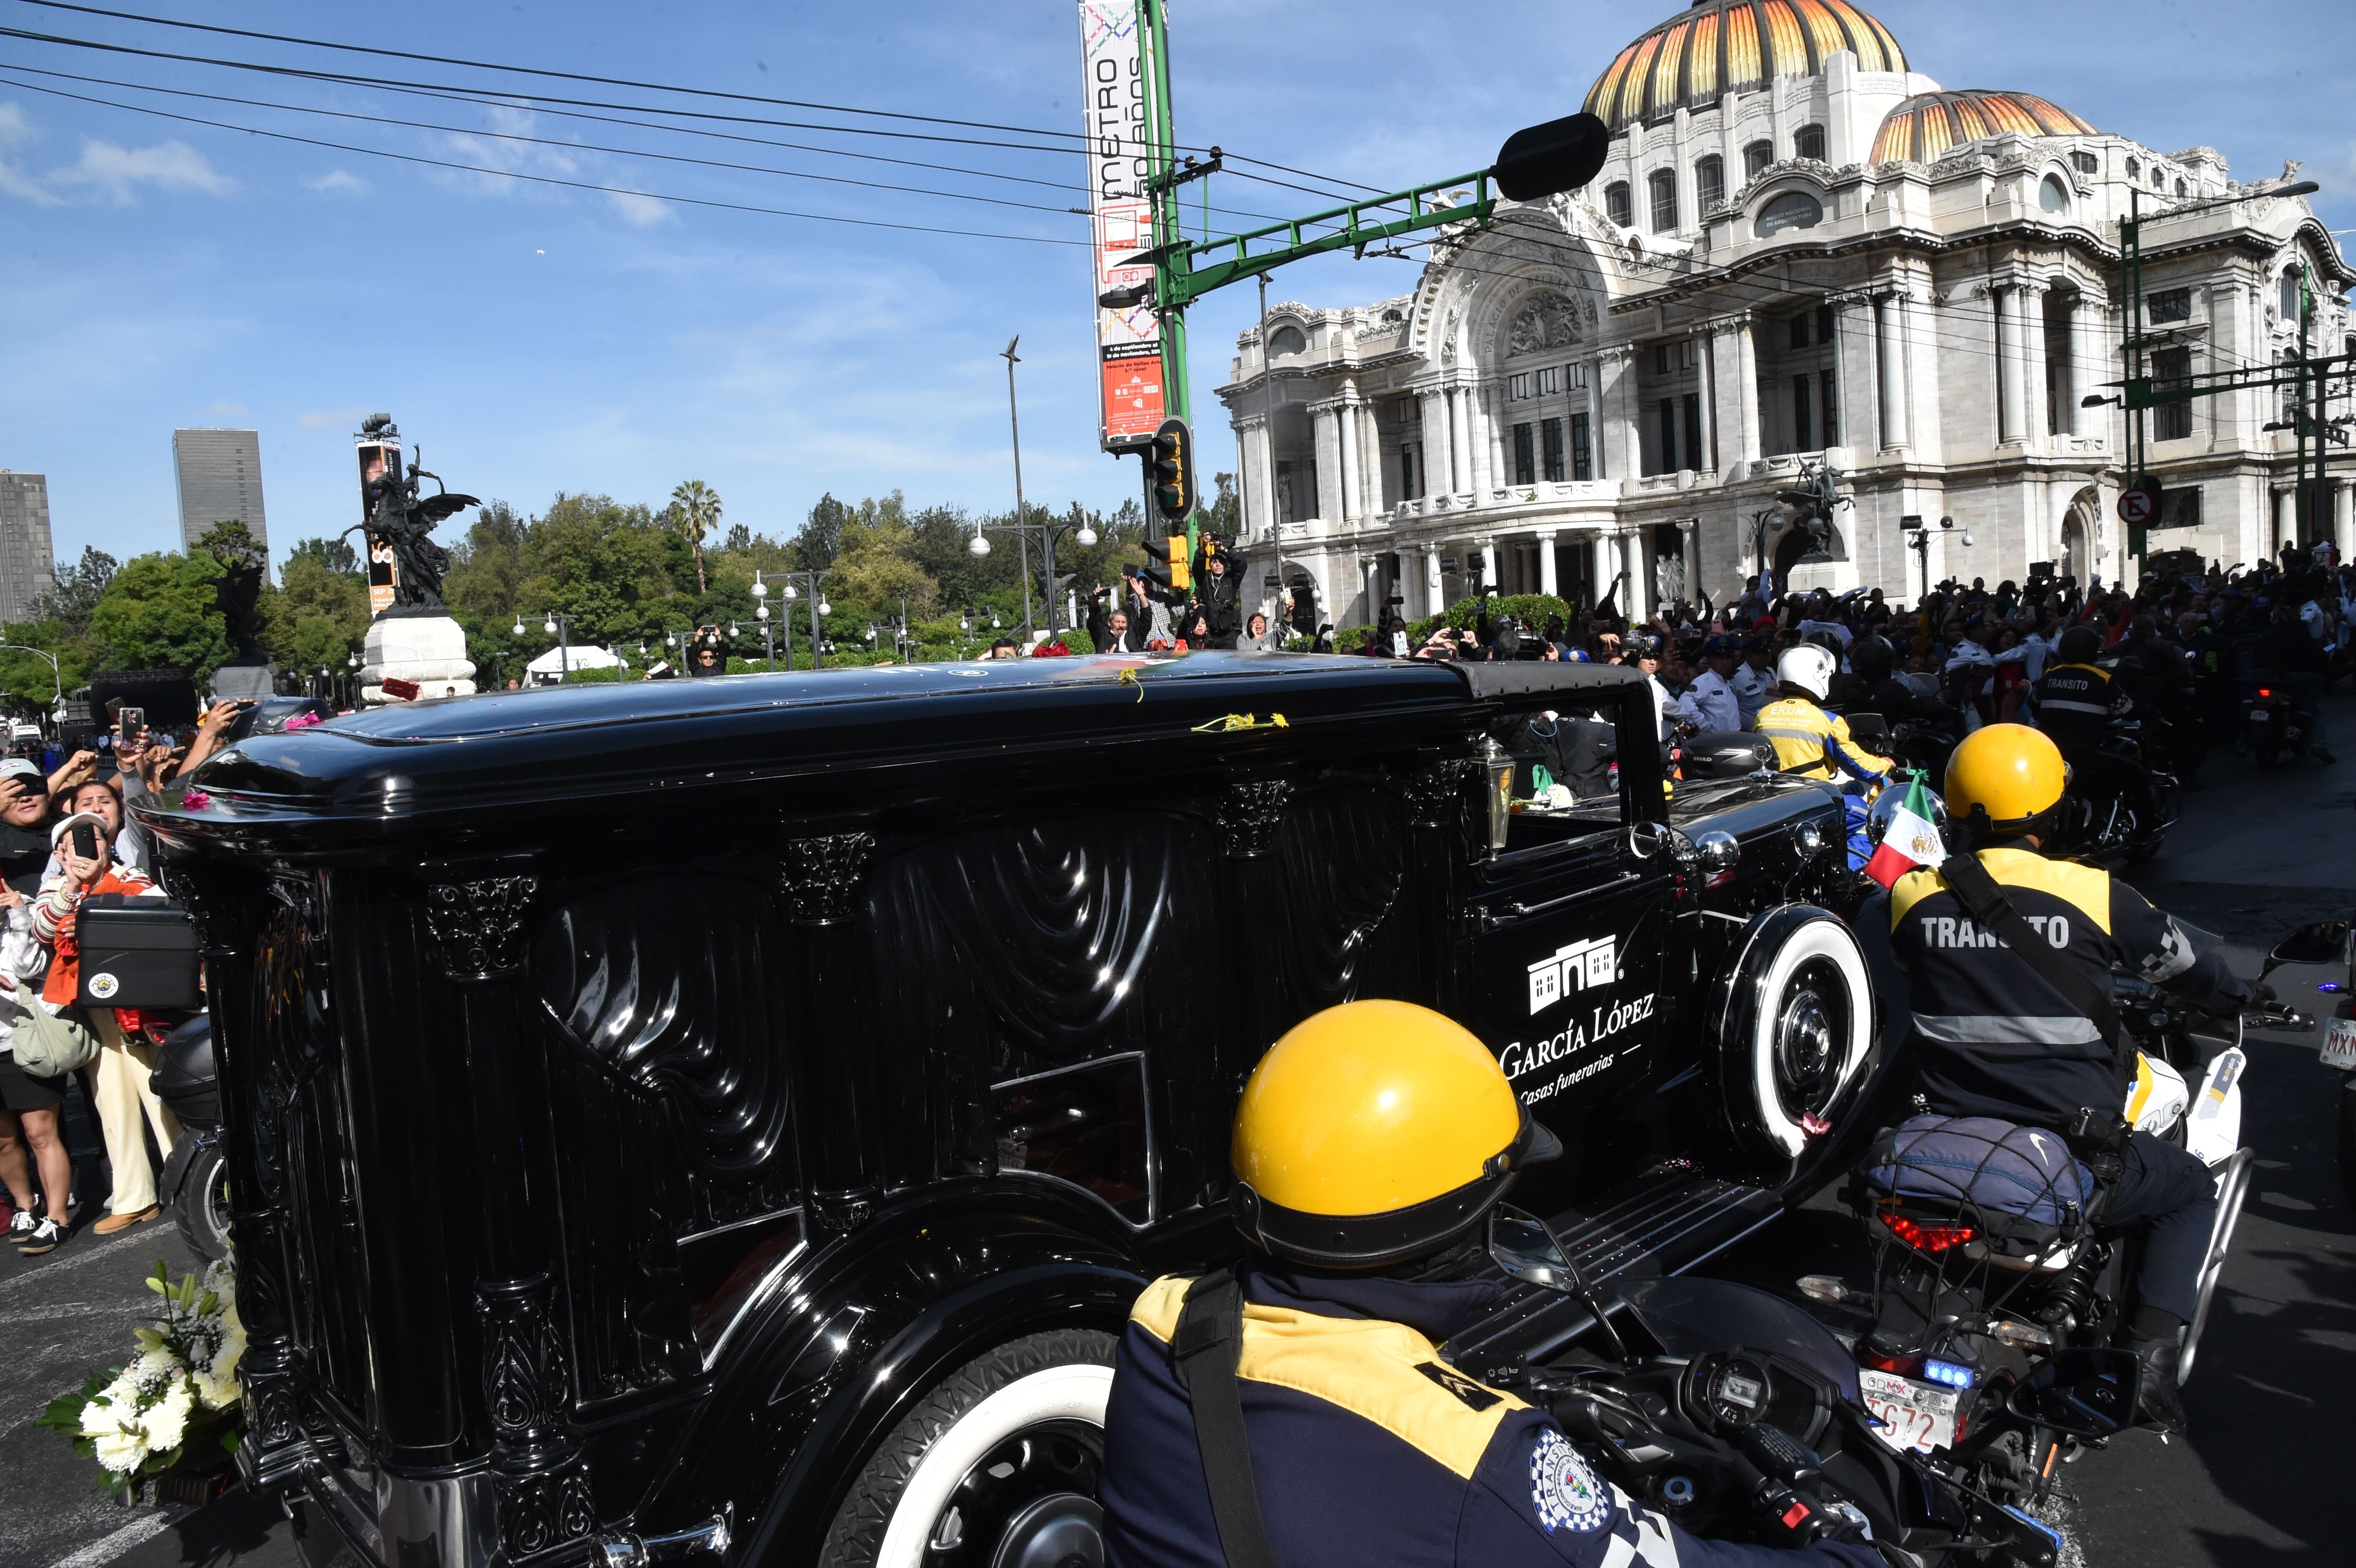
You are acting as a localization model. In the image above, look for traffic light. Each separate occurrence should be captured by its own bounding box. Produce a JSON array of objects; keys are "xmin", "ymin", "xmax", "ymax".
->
[
  {"xmin": 1149, "ymin": 416, "xmax": 1194, "ymax": 523},
  {"xmin": 1138, "ymin": 536, "xmax": 1190, "ymax": 598}
]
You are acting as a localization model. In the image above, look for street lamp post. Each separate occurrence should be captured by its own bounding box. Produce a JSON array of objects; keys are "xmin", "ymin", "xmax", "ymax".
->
[
  {"xmin": 779, "ymin": 571, "xmax": 833, "ymax": 668},
  {"xmin": 967, "ymin": 512, "xmax": 1099, "ymax": 642},
  {"xmin": 0, "ymin": 643, "xmax": 65, "ymax": 725},
  {"xmin": 1898, "ymin": 515, "xmax": 1972, "ymax": 599},
  {"xmin": 514, "ymin": 612, "xmax": 578, "ymax": 683},
  {"xmin": 753, "ymin": 572, "xmax": 778, "ymax": 670}
]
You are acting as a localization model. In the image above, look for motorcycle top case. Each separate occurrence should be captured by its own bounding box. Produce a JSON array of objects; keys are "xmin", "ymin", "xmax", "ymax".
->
[
  {"xmin": 74, "ymin": 895, "xmax": 202, "ymax": 1010},
  {"xmin": 1863, "ymin": 1114, "xmax": 2094, "ymax": 1234}
]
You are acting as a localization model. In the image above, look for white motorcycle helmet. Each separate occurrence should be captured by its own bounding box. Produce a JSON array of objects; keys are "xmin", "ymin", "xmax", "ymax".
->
[{"xmin": 1775, "ymin": 643, "xmax": 1839, "ymax": 702}]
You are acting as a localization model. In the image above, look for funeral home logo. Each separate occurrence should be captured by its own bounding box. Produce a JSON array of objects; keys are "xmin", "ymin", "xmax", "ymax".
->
[{"xmin": 1527, "ymin": 935, "xmax": 1617, "ymax": 1016}]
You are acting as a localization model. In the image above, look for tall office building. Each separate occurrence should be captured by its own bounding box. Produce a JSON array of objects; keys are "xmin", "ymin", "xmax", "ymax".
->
[
  {"xmin": 0, "ymin": 471, "xmax": 56, "ymax": 626},
  {"xmin": 172, "ymin": 428, "xmax": 269, "ymax": 558}
]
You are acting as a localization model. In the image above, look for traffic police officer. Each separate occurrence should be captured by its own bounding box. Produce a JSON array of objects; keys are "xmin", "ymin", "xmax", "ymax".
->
[
  {"xmin": 2027, "ymin": 625, "xmax": 2125, "ymax": 750},
  {"xmin": 1100, "ymin": 1001, "xmax": 1882, "ymax": 1568},
  {"xmin": 1887, "ymin": 725, "xmax": 2250, "ymax": 1434},
  {"xmin": 1668, "ymin": 636, "xmax": 1743, "ymax": 733},
  {"xmin": 1731, "ymin": 635, "xmax": 1778, "ymax": 726},
  {"xmin": 1752, "ymin": 645, "xmax": 1894, "ymax": 784}
]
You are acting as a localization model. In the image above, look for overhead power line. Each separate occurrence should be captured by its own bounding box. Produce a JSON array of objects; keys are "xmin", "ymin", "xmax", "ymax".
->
[{"xmin": 0, "ymin": 73, "xmax": 1088, "ymax": 246}]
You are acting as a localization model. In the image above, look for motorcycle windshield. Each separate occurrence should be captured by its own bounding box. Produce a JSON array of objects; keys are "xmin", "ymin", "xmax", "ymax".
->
[{"xmin": 1618, "ymin": 1276, "xmax": 1861, "ymax": 1402}]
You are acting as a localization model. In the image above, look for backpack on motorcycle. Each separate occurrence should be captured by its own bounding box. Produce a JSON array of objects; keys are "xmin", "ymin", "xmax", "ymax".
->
[{"xmin": 1860, "ymin": 1114, "xmax": 2095, "ymax": 1264}]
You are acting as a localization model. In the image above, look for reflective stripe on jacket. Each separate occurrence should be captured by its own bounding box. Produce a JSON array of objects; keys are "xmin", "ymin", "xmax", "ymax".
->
[{"xmin": 1752, "ymin": 697, "xmax": 1893, "ymax": 781}]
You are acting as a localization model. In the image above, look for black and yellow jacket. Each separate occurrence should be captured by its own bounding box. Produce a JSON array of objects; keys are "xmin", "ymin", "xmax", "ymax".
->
[
  {"xmin": 1100, "ymin": 1256, "xmax": 1880, "ymax": 1568},
  {"xmin": 2029, "ymin": 661, "xmax": 2124, "ymax": 748},
  {"xmin": 1752, "ymin": 696, "xmax": 1893, "ymax": 782},
  {"xmin": 1888, "ymin": 846, "xmax": 2247, "ymax": 1130}
]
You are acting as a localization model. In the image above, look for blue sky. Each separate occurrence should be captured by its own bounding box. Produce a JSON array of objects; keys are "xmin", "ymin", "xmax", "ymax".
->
[{"xmin": 2, "ymin": 0, "xmax": 2352, "ymax": 573}]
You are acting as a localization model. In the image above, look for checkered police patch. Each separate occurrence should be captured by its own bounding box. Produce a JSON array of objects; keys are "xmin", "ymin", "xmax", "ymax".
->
[{"xmin": 1529, "ymin": 1428, "xmax": 1612, "ymax": 1534}]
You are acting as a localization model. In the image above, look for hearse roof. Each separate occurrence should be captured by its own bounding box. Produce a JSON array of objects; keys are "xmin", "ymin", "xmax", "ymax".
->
[{"xmin": 134, "ymin": 654, "xmax": 1643, "ymax": 848}]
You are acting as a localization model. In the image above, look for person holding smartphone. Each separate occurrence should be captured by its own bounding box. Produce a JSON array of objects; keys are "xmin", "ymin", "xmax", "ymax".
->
[{"xmin": 31, "ymin": 785, "xmax": 176, "ymax": 1235}]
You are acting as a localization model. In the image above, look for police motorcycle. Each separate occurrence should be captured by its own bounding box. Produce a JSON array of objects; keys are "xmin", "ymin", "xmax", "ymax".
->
[
  {"xmin": 2048, "ymin": 717, "xmax": 2181, "ymax": 866},
  {"xmin": 147, "ymin": 1012, "xmax": 230, "ymax": 1260},
  {"xmin": 2260, "ymin": 918, "xmax": 2356, "ymax": 1215},
  {"xmin": 2244, "ymin": 673, "xmax": 2320, "ymax": 768},
  {"xmin": 1462, "ymin": 1207, "xmax": 2076, "ymax": 1567},
  {"xmin": 1788, "ymin": 965, "xmax": 2303, "ymax": 1510}
]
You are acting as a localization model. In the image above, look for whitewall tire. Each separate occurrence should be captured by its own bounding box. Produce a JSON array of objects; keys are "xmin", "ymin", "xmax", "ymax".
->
[{"xmin": 1717, "ymin": 907, "xmax": 1876, "ymax": 1162}]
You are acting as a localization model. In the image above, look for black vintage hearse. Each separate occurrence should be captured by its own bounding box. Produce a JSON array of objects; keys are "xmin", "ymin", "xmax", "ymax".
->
[{"xmin": 138, "ymin": 653, "xmax": 1879, "ymax": 1568}]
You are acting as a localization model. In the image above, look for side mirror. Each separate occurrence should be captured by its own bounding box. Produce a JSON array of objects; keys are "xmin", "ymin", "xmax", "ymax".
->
[
  {"xmin": 2267, "ymin": 920, "xmax": 2350, "ymax": 973},
  {"xmin": 2004, "ymin": 1347, "xmax": 2140, "ymax": 1439},
  {"xmin": 1489, "ymin": 1205, "xmax": 1579, "ymax": 1293}
]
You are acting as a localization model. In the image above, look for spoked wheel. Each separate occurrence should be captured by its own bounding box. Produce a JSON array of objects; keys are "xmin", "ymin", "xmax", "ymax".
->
[{"xmin": 2180, "ymin": 1147, "xmax": 2254, "ymax": 1383}]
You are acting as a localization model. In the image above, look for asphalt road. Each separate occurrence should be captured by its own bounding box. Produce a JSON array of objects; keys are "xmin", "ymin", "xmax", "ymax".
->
[{"xmin": 3, "ymin": 698, "xmax": 2349, "ymax": 1568}]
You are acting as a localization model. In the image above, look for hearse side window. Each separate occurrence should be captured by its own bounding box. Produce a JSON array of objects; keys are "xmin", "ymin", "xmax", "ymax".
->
[{"xmin": 993, "ymin": 1054, "xmax": 1153, "ymax": 1224}]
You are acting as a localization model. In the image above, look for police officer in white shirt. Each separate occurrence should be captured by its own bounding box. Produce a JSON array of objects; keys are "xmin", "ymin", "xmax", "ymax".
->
[
  {"xmin": 1732, "ymin": 635, "xmax": 1778, "ymax": 727},
  {"xmin": 1668, "ymin": 635, "xmax": 1743, "ymax": 733}
]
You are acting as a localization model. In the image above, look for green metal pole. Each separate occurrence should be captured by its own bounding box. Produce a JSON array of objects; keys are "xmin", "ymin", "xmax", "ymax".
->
[
  {"xmin": 2124, "ymin": 186, "xmax": 2143, "ymax": 571},
  {"xmin": 2299, "ymin": 261, "xmax": 2314, "ymax": 550},
  {"xmin": 1140, "ymin": 0, "xmax": 1200, "ymax": 559}
]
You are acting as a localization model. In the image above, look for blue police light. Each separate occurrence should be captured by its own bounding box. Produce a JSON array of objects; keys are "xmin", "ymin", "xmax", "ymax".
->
[
  {"xmin": 2317, "ymin": 982, "xmax": 2344, "ymax": 994},
  {"xmin": 1923, "ymin": 1359, "xmax": 1975, "ymax": 1390}
]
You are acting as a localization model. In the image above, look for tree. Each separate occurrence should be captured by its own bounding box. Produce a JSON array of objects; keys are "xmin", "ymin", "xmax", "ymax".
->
[
  {"xmin": 285, "ymin": 536, "xmax": 361, "ymax": 576},
  {"xmin": 1207, "ymin": 472, "xmax": 1241, "ymax": 536},
  {"xmin": 800, "ymin": 492, "xmax": 851, "ymax": 571},
  {"xmin": 194, "ymin": 520, "xmax": 267, "ymax": 573},
  {"xmin": 30, "ymin": 546, "xmax": 118, "ymax": 634},
  {"xmin": 88, "ymin": 552, "xmax": 230, "ymax": 678},
  {"xmin": 263, "ymin": 552, "xmax": 371, "ymax": 674},
  {"xmin": 666, "ymin": 479, "xmax": 722, "ymax": 595}
]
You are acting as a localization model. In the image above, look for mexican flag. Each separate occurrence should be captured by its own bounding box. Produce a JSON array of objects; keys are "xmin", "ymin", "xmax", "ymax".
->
[{"xmin": 1865, "ymin": 775, "xmax": 1945, "ymax": 889}]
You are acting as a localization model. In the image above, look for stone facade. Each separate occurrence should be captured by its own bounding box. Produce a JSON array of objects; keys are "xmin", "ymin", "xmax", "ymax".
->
[{"xmin": 1217, "ymin": 5, "xmax": 2353, "ymax": 630}]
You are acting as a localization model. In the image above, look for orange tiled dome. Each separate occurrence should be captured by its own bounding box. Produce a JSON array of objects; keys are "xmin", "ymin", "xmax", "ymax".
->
[
  {"xmin": 1583, "ymin": 0, "xmax": 1908, "ymax": 133},
  {"xmin": 1871, "ymin": 89, "xmax": 2096, "ymax": 164}
]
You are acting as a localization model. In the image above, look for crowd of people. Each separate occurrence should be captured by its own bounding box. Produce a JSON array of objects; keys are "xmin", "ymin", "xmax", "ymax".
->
[
  {"xmin": 0, "ymin": 698, "xmax": 245, "ymax": 1255},
  {"xmin": 1350, "ymin": 544, "xmax": 2353, "ymax": 778}
]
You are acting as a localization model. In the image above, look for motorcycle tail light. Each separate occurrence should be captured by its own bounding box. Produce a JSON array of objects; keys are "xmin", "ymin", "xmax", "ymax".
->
[
  {"xmin": 2256, "ymin": 687, "xmax": 2273, "ymax": 698},
  {"xmin": 1865, "ymin": 1353, "xmax": 1921, "ymax": 1377},
  {"xmin": 1881, "ymin": 1213, "xmax": 1976, "ymax": 1252},
  {"xmin": 1924, "ymin": 1358, "xmax": 1975, "ymax": 1389}
]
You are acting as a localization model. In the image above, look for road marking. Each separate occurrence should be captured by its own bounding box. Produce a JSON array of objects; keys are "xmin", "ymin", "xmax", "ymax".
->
[
  {"xmin": 0, "ymin": 1229, "xmax": 171, "ymax": 1304},
  {"xmin": 43, "ymin": 1512, "xmax": 172, "ymax": 1568}
]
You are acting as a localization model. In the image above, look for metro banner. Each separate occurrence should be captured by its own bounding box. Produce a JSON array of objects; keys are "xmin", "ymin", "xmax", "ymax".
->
[{"xmin": 1078, "ymin": 0, "xmax": 1164, "ymax": 449}]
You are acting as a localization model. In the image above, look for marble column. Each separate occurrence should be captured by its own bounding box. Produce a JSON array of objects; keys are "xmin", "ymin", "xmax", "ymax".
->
[
  {"xmin": 1709, "ymin": 319, "xmax": 1762, "ymax": 469},
  {"xmin": 1311, "ymin": 404, "xmax": 1342, "ymax": 524},
  {"xmin": 1480, "ymin": 538, "xmax": 1499, "ymax": 589},
  {"xmin": 1625, "ymin": 530, "xmax": 1651, "ymax": 623},
  {"xmin": 2070, "ymin": 294, "xmax": 2108, "ymax": 443},
  {"xmin": 1584, "ymin": 357, "xmax": 1608, "ymax": 480},
  {"xmin": 1695, "ymin": 336, "xmax": 1719, "ymax": 473},
  {"xmin": 2336, "ymin": 480, "xmax": 2355, "ymax": 564},
  {"xmin": 1598, "ymin": 348, "xmax": 1642, "ymax": 484},
  {"xmin": 1679, "ymin": 519, "xmax": 1701, "ymax": 604},
  {"xmin": 1995, "ymin": 284, "xmax": 2025, "ymax": 445},
  {"xmin": 1538, "ymin": 529, "xmax": 1559, "ymax": 597},
  {"xmin": 1418, "ymin": 390, "xmax": 1449, "ymax": 501},
  {"xmin": 1337, "ymin": 394, "xmax": 1361, "ymax": 525},
  {"xmin": 1592, "ymin": 533, "xmax": 1615, "ymax": 614},
  {"xmin": 1835, "ymin": 298, "xmax": 1875, "ymax": 456},
  {"xmin": 1423, "ymin": 544, "xmax": 1444, "ymax": 617},
  {"xmin": 1897, "ymin": 286, "xmax": 1942, "ymax": 464},
  {"xmin": 1470, "ymin": 385, "xmax": 1496, "ymax": 498},
  {"xmin": 1240, "ymin": 416, "xmax": 1274, "ymax": 540},
  {"xmin": 2275, "ymin": 489, "xmax": 2297, "ymax": 550},
  {"xmin": 1448, "ymin": 387, "xmax": 1474, "ymax": 496},
  {"xmin": 1363, "ymin": 556, "xmax": 1383, "ymax": 627},
  {"xmin": 2020, "ymin": 282, "xmax": 2051, "ymax": 446},
  {"xmin": 1873, "ymin": 295, "xmax": 1906, "ymax": 450},
  {"xmin": 1359, "ymin": 405, "xmax": 1383, "ymax": 517}
]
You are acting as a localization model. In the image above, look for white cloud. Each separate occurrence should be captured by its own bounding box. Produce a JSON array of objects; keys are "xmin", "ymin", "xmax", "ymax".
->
[
  {"xmin": 51, "ymin": 139, "xmax": 232, "ymax": 204},
  {"xmin": 304, "ymin": 169, "xmax": 367, "ymax": 195},
  {"xmin": 607, "ymin": 190, "xmax": 672, "ymax": 228},
  {"xmin": 208, "ymin": 401, "xmax": 247, "ymax": 416},
  {"xmin": 0, "ymin": 101, "xmax": 58, "ymax": 205},
  {"xmin": 299, "ymin": 407, "xmax": 371, "ymax": 429}
]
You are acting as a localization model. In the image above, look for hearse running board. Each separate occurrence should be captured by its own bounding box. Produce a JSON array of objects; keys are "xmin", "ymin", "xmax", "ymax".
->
[{"xmin": 1446, "ymin": 1166, "xmax": 1780, "ymax": 1372}]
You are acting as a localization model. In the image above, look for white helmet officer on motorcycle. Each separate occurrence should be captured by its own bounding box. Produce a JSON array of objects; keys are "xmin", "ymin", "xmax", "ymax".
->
[
  {"xmin": 1888, "ymin": 724, "xmax": 2251, "ymax": 1435},
  {"xmin": 1754, "ymin": 643, "xmax": 1895, "ymax": 786},
  {"xmin": 1098, "ymin": 1000, "xmax": 1885, "ymax": 1568}
]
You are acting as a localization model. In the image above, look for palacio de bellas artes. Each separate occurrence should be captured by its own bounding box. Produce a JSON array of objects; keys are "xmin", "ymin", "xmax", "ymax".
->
[{"xmin": 1219, "ymin": 0, "xmax": 2355, "ymax": 628}]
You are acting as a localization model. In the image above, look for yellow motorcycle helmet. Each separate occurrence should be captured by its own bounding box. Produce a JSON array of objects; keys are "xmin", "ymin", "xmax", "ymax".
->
[
  {"xmin": 1945, "ymin": 723, "xmax": 2070, "ymax": 840},
  {"xmin": 1229, "ymin": 999, "xmax": 1559, "ymax": 1269}
]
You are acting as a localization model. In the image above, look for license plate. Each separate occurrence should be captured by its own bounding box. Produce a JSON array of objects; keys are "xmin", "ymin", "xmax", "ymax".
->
[
  {"xmin": 2324, "ymin": 1015, "xmax": 2356, "ymax": 1070},
  {"xmin": 2250, "ymin": 708, "xmax": 2270, "ymax": 722},
  {"xmin": 1859, "ymin": 1368, "xmax": 1961, "ymax": 1453}
]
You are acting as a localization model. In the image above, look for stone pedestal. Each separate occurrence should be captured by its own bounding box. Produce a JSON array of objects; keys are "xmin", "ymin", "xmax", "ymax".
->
[
  {"xmin": 360, "ymin": 614, "xmax": 476, "ymax": 703},
  {"xmin": 210, "ymin": 663, "xmax": 277, "ymax": 703}
]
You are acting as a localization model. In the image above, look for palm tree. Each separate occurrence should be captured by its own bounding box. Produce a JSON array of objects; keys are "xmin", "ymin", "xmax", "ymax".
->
[{"xmin": 668, "ymin": 479, "xmax": 722, "ymax": 595}]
